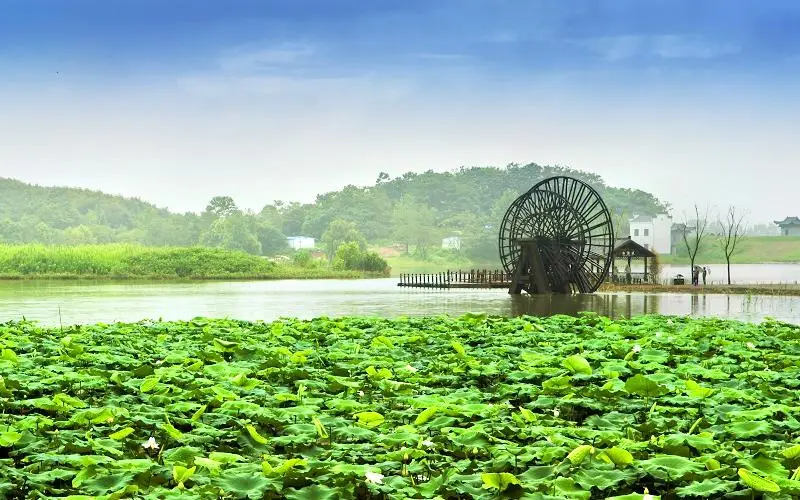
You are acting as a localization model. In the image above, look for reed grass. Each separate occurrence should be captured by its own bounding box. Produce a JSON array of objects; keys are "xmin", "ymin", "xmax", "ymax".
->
[{"xmin": 0, "ymin": 244, "xmax": 370, "ymax": 280}]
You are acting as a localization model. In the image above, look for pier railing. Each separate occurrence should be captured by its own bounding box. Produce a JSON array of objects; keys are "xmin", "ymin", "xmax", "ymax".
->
[{"xmin": 397, "ymin": 269, "xmax": 513, "ymax": 289}]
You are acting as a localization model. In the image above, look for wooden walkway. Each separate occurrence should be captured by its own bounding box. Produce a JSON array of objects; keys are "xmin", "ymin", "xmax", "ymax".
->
[{"xmin": 397, "ymin": 269, "xmax": 512, "ymax": 289}]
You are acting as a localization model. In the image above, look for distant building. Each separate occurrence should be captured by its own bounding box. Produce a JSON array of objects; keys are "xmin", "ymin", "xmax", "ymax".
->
[
  {"xmin": 286, "ymin": 236, "xmax": 315, "ymax": 250},
  {"xmin": 670, "ymin": 223, "xmax": 694, "ymax": 254},
  {"xmin": 628, "ymin": 213, "xmax": 672, "ymax": 254},
  {"xmin": 442, "ymin": 236, "xmax": 463, "ymax": 250},
  {"xmin": 774, "ymin": 217, "xmax": 800, "ymax": 236}
]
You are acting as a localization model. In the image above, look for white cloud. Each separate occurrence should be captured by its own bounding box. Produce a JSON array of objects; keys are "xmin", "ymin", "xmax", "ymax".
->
[
  {"xmin": 651, "ymin": 35, "xmax": 739, "ymax": 59},
  {"xmin": 580, "ymin": 34, "xmax": 740, "ymax": 61},
  {"xmin": 408, "ymin": 52, "xmax": 469, "ymax": 61},
  {"xmin": 217, "ymin": 43, "xmax": 316, "ymax": 73}
]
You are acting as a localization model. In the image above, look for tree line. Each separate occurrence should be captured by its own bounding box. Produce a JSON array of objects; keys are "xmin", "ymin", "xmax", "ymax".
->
[{"xmin": 0, "ymin": 163, "xmax": 669, "ymax": 264}]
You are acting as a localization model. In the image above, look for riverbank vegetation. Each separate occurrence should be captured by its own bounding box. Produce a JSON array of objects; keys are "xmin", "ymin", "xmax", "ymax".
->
[
  {"xmin": 0, "ymin": 314, "xmax": 798, "ymax": 498},
  {"xmin": 0, "ymin": 244, "xmax": 388, "ymax": 280}
]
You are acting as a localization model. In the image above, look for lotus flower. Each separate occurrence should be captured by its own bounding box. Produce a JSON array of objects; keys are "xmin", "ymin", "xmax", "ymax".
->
[
  {"xmin": 142, "ymin": 436, "xmax": 159, "ymax": 450},
  {"xmin": 365, "ymin": 471, "xmax": 384, "ymax": 484}
]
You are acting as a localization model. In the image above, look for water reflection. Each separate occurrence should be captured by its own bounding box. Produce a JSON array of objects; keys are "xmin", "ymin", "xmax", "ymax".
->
[
  {"xmin": 0, "ymin": 279, "xmax": 798, "ymax": 326},
  {"xmin": 506, "ymin": 291, "xmax": 798, "ymax": 323},
  {"xmin": 509, "ymin": 293, "xmax": 658, "ymax": 318}
]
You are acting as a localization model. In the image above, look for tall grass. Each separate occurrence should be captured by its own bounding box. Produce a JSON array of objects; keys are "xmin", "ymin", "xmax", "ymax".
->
[{"xmin": 0, "ymin": 244, "xmax": 367, "ymax": 280}]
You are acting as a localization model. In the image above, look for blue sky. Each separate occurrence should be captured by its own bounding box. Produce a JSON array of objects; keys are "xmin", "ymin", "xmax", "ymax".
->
[{"xmin": 1, "ymin": 0, "xmax": 799, "ymax": 223}]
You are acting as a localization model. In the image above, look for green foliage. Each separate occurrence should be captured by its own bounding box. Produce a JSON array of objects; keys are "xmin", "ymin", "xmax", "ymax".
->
[
  {"xmin": 253, "ymin": 223, "xmax": 288, "ymax": 256},
  {"xmin": 321, "ymin": 220, "xmax": 366, "ymax": 258},
  {"xmin": 292, "ymin": 249, "xmax": 314, "ymax": 268},
  {"xmin": 0, "ymin": 244, "xmax": 371, "ymax": 279},
  {"xmin": 0, "ymin": 244, "xmax": 274, "ymax": 278},
  {"xmin": 332, "ymin": 242, "xmax": 389, "ymax": 275},
  {"xmin": 205, "ymin": 196, "xmax": 241, "ymax": 217},
  {"xmin": 200, "ymin": 215, "xmax": 262, "ymax": 255},
  {"xmin": 0, "ymin": 314, "xmax": 797, "ymax": 497},
  {"xmin": 392, "ymin": 194, "xmax": 439, "ymax": 256}
]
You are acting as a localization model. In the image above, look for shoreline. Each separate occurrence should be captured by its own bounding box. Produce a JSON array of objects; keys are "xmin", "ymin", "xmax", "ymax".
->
[
  {"xmin": 0, "ymin": 271, "xmax": 387, "ymax": 281},
  {"xmin": 599, "ymin": 283, "xmax": 800, "ymax": 296}
]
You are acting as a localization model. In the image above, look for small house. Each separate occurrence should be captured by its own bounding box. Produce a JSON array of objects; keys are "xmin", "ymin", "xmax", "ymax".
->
[
  {"xmin": 774, "ymin": 217, "xmax": 800, "ymax": 236},
  {"xmin": 441, "ymin": 236, "xmax": 463, "ymax": 250},
  {"xmin": 628, "ymin": 213, "xmax": 672, "ymax": 254},
  {"xmin": 286, "ymin": 236, "xmax": 316, "ymax": 250}
]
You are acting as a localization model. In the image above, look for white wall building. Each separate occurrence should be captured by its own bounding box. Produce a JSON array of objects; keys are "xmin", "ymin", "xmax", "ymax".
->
[
  {"xmin": 286, "ymin": 236, "xmax": 315, "ymax": 250},
  {"xmin": 442, "ymin": 236, "xmax": 463, "ymax": 250},
  {"xmin": 628, "ymin": 214, "xmax": 672, "ymax": 254}
]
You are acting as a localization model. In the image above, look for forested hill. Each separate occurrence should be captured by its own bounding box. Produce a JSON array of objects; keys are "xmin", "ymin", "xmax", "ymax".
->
[
  {"xmin": 284, "ymin": 163, "xmax": 667, "ymax": 240},
  {"xmin": 0, "ymin": 177, "xmax": 200, "ymax": 246},
  {"xmin": 0, "ymin": 163, "xmax": 668, "ymax": 259}
]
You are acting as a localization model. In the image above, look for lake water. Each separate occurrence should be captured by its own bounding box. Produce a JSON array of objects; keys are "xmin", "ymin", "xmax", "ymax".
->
[
  {"xmin": 644, "ymin": 263, "xmax": 800, "ymax": 285},
  {"xmin": 1, "ymin": 272, "xmax": 799, "ymax": 326}
]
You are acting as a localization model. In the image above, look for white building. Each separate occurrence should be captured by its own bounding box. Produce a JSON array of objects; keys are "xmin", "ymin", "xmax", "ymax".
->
[
  {"xmin": 628, "ymin": 214, "xmax": 672, "ymax": 254},
  {"xmin": 441, "ymin": 236, "xmax": 463, "ymax": 250},
  {"xmin": 286, "ymin": 236, "xmax": 315, "ymax": 250}
]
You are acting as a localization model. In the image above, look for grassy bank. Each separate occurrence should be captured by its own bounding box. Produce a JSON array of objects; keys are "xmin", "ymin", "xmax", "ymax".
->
[
  {"xmin": 384, "ymin": 248, "xmax": 492, "ymax": 275},
  {"xmin": 0, "ymin": 244, "xmax": 374, "ymax": 280},
  {"xmin": 1, "ymin": 315, "xmax": 799, "ymax": 498},
  {"xmin": 660, "ymin": 236, "xmax": 800, "ymax": 264}
]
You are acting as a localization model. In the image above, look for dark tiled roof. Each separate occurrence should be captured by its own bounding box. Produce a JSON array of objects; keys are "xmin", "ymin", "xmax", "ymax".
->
[
  {"xmin": 612, "ymin": 237, "xmax": 657, "ymax": 258},
  {"xmin": 774, "ymin": 216, "xmax": 800, "ymax": 225}
]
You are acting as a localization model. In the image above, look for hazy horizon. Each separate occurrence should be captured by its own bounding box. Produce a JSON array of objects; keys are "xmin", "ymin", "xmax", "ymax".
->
[{"xmin": 1, "ymin": 0, "xmax": 798, "ymax": 223}]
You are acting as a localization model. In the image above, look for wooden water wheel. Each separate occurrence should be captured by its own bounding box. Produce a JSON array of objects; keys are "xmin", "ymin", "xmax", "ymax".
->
[{"xmin": 498, "ymin": 176, "xmax": 614, "ymax": 294}]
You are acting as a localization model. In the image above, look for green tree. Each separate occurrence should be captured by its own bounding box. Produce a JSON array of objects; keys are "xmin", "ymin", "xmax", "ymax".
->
[
  {"xmin": 332, "ymin": 242, "xmax": 363, "ymax": 270},
  {"xmin": 64, "ymin": 225, "xmax": 97, "ymax": 245},
  {"xmin": 392, "ymin": 195, "xmax": 438, "ymax": 257},
  {"xmin": 259, "ymin": 204, "xmax": 284, "ymax": 230},
  {"xmin": 205, "ymin": 196, "xmax": 241, "ymax": 218},
  {"xmin": 34, "ymin": 222, "xmax": 61, "ymax": 244},
  {"xmin": 332, "ymin": 241, "xmax": 389, "ymax": 274},
  {"xmin": 321, "ymin": 220, "xmax": 367, "ymax": 259},
  {"xmin": 293, "ymin": 249, "xmax": 314, "ymax": 268},
  {"xmin": 200, "ymin": 215, "xmax": 261, "ymax": 255},
  {"xmin": 491, "ymin": 189, "xmax": 522, "ymax": 226},
  {"xmin": 254, "ymin": 223, "xmax": 288, "ymax": 256}
]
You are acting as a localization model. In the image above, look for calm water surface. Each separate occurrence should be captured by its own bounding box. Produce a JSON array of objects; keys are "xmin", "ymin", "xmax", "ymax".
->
[
  {"xmin": 657, "ymin": 263, "xmax": 800, "ymax": 284},
  {"xmin": 0, "ymin": 276, "xmax": 798, "ymax": 326}
]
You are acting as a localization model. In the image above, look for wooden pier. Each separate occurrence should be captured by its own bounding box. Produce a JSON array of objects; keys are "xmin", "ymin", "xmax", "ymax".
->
[{"xmin": 397, "ymin": 269, "xmax": 512, "ymax": 289}]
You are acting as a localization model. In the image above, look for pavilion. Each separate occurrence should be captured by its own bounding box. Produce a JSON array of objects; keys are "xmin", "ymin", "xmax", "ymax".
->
[
  {"xmin": 611, "ymin": 237, "xmax": 657, "ymax": 284},
  {"xmin": 774, "ymin": 216, "xmax": 800, "ymax": 236}
]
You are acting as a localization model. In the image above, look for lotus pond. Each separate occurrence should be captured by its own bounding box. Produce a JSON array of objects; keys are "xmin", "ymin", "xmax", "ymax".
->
[{"xmin": 1, "ymin": 314, "xmax": 799, "ymax": 499}]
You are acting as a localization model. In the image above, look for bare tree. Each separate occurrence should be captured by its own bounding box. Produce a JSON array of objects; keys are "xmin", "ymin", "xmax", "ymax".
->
[
  {"xmin": 681, "ymin": 204, "xmax": 710, "ymax": 284},
  {"xmin": 716, "ymin": 206, "xmax": 746, "ymax": 285}
]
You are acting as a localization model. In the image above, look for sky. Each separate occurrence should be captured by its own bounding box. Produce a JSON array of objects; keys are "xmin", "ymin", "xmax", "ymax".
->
[{"xmin": 1, "ymin": 0, "xmax": 799, "ymax": 224}]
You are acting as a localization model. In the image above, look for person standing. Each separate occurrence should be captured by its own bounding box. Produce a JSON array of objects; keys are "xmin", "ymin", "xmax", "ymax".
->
[{"xmin": 702, "ymin": 266, "xmax": 707, "ymax": 285}]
